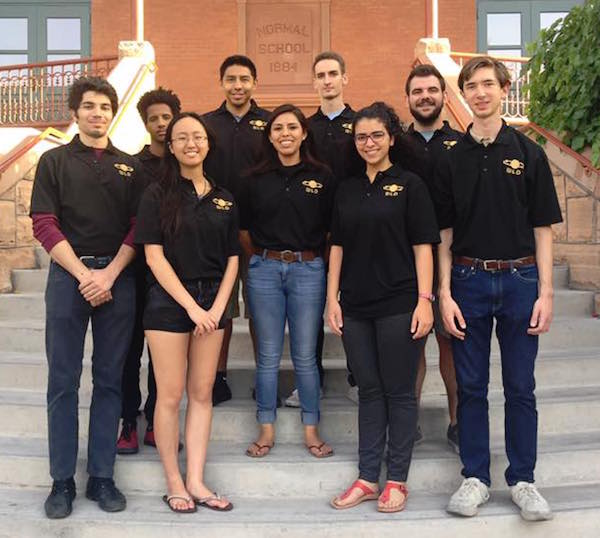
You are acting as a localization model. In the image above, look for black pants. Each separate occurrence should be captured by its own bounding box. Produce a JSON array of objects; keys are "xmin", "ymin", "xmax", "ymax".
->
[
  {"xmin": 342, "ymin": 311, "xmax": 422, "ymax": 482},
  {"xmin": 121, "ymin": 272, "xmax": 156, "ymax": 425}
]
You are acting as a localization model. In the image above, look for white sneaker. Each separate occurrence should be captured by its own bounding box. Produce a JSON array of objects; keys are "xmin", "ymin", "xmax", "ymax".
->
[
  {"xmin": 447, "ymin": 477, "xmax": 490, "ymax": 517},
  {"xmin": 510, "ymin": 482, "xmax": 554, "ymax": 521},
  {"xmin": 346, "ymin": 386, "xmax": 359, "ymax": 404},
  {"xmin": 284, "ymin": 388, "xmax": 323, "ymax": 408}
]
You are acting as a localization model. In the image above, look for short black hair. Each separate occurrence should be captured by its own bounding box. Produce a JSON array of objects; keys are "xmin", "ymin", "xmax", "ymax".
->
[
  {"xmin": 219, "ymin": 55, "xmax": 257, "ymax": 80},
  {"xmin": 136, "ymin": 87, "xmax": 181, "ymax": 123},
  {"xmin": 313, "ymin": 51, "xmax": 346, "ymax": 74},
  {"xmin": 405, "ymin": 64, "xmax": 446, "ymax": 95},
  {"xmin": 68, "ymin": 76, "xmax": 118, "ymax": 115}
]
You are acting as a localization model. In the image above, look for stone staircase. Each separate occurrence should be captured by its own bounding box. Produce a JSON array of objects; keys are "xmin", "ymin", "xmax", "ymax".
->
[{"xmin": 0, "ymin": 247, "xmax": 599, "ymax": 537}]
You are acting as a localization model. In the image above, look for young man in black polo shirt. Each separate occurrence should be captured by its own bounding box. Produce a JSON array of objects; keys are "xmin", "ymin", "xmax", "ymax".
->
[
  {"xmin": 282, "ymin": 51, "xmax": 360, "ymax": 408},
  {"xmin": 31, "ymin": 77, "xmax": 139, "ymax": 518},
  {"xmin": 203, "ymin": 55, "xmax": 270, "ymax": 405},
  {"xmin": 434, "ymin": 57, "xmax": 562, "ymax": 521},
  {"xmin": 405, "ymin": 64, "xmax": 461, "ymax": 451},
  {"xmin": 116, "ymin": 88, "xmax": 181, "ymax": 454}
]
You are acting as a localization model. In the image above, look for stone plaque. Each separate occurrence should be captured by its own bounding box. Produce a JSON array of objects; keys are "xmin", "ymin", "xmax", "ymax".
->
[{"xmin": 238, "ymin": 0, "xmax": 330, "ymax": 108}]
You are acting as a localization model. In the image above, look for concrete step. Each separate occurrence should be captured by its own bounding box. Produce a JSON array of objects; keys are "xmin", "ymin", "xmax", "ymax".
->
[
  {"xmin": 35, "ymin": 246, "xmax": 49, "ymax": 269},
  {"xmin": 1, "ymin": 432, "xmax": 599, "ymax": 497},
  {"xmin": 0, "ymin": 484, "xmax": 599, "ymax": 538},
  {"xmin": 1, "ymin": 287, "xmax": 594, "ymax": 321},
  {"xmin": 1, "ymin": 315, "xmax": 598, "ymax": 354},
  {"xmin": 1, "ymin": 387, "xmax": 599, "ymax": 441},
  {"xmin": 1, "ymin": 348, "xmax": 599, "ymax": 397}
]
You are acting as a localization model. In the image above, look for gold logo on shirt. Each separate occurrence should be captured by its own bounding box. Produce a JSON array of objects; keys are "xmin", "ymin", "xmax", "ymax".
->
[
  {"xmin": 302, "ymin": 179, "xmax": 323, "ymax": 195},
  {"xmin": 383, "ymin": 184, "xmax": 404, "ymax": 196},
  {"xmin": 341, "ymin": 122, "xmax": 353, "ymax": 134},
  {"xmin": 213, "ymin": 198, "xmax": 233, "ymax": 210},
  {"xmin": 503, "ymin": 159, "xmax": 525, "ymax": 175},
  {"xmin": 249, "ymin": 119, "xmax": 267, "ymax": 131},
  {"xmin": 443, "ymin": 140, "xmax": 458, "ymax": 150},
  {"xmin": 114, "ymin": 163, "xmax": 134, "ymax": 177}
]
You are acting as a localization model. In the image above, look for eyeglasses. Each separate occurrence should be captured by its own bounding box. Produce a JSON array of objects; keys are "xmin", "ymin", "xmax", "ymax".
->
[
  {"xmin": 354, "ymin": 131, "xmax": 386, "ymax": 145},
  {"xmin": 171, "ymin": 134, "xmax": 208, "ymax": 145}
]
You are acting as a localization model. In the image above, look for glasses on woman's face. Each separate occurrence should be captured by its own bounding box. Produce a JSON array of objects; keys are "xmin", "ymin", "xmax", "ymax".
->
[
  {"xmin": 354, "ymin": 131, "xmax": 387, "ymax": 145},
  {"xmin": 171, "ymin": 134, "xmax": 208, "ymax": 146}
]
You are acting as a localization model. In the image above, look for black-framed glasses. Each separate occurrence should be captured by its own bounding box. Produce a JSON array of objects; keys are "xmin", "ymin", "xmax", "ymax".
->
[{"xmin": 354, "ymin": 131, "xmax": 386, "ymax": 145}]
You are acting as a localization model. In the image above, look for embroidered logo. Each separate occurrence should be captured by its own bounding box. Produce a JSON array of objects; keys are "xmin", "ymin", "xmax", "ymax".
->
[
  {"xmin": 302, "ymin": 179, "xmax": 323, "ymax": 194},
  {"xmin": 114, "ymin": 163, "xmax": 134, "ymax": 177},
  {"xmin": 503, "ymin": 158, "xmax": 525, "ymax": 175},
  {"xmin": 383, "ymin": 184, "xmax": 404, "ymax": 197},
  {"xmin": 443, "ymin": 140, "xmax": 458, "ymax": 150},
  {"xmin": 341, "ymin": 122, "xmax": 353, "ymax": 135},
  {"xmin": 213, "ymin": 198, "xmax": 233, "ymax": 211},
  {"xmin": 249, "ymin": 119, "xmax": 267, "ymax": 131}
]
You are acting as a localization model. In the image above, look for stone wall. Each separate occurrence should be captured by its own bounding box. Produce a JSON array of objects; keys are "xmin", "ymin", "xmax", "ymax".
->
[{"xmin": 0, "ymin": 163, "xmax": 37, "ymax": 292}]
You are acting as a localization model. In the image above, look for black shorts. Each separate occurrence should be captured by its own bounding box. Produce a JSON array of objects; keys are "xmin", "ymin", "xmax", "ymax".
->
[{"xmin": 143, "ymin": 279, "xmax": 226, "ymax": 333}]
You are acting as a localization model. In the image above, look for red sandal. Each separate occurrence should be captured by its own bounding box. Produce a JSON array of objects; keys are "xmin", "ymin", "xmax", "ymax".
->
[
  {"xmin": 330, "ymin": 479, "xmax": 379, "ymax": 510},
  {"xmin": 377, "ymin": 481, "xmax": 408, "ymax": 513}
]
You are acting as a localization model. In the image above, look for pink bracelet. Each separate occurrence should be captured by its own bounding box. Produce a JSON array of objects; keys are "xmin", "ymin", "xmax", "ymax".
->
[{"xmin": 418, "ymin": 293, "xmax": 435, "ymax": 302}]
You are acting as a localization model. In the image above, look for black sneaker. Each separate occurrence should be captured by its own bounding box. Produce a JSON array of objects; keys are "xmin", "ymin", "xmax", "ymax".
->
[
  {"xmin": 44, "ymin": 478, "xmax": 76, "ymax": 519},
  {"xmin": 251, "ymin": 388, "xmax": 282, "ymax": 408},
  {"xmin": 414, "ymin": 424, "xmax": 424, "ymax": 445},
  {"xmin": 86, "ymin": 477, "xmax": 126, "ymax": 512},
  {"xmin": 447, "ymin": 423, "xmax": 460, "ymax": 454},
  {"xmin": 212, "ymin": 373, "xmax": 232, "ymax": 406}
]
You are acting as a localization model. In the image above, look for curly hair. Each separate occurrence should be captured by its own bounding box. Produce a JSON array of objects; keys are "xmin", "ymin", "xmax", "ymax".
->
[
  {"xmin": 68, "ymin": 76, "xmax": 118, "ymax": 115},
  {"xmin": 136, "ymin": 87, "xmax": 182, "ymax": 123}
]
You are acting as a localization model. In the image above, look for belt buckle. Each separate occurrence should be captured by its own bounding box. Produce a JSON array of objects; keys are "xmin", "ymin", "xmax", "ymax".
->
[
  {"xmin": 482, "ymin": 259, "xmax": 499, "ymax": 271},
  {"xmin": 280, "ymin": 250, "xmax": 296, "ymax": 263}
]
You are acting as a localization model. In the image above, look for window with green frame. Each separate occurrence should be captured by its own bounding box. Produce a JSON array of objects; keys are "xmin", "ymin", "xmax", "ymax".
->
[
  {"xmin": 477, "ymin": 0, "xmax": 584, "ymax": 57},
  {"xmin": 0, "ymin": 0, "xmax": 90, "ymax": 68}
]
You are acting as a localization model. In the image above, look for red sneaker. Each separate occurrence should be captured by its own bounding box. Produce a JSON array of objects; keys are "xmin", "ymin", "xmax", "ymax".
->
[{"xmin": 116, "ymin": 421, "xmax": 138, "ymax": 455}]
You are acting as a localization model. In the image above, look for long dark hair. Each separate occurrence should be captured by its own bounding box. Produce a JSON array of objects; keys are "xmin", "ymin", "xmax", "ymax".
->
[
  {"xmin": 353, "ymin": 101, "xmax": 427, "ymax": 178},
  {"xmin": 250, "ymin": 103, "xmax": 329, "ymax": 176},
  {"xmin": 158, "ymin": 112, "xmax": 216, "ymax": 239}
]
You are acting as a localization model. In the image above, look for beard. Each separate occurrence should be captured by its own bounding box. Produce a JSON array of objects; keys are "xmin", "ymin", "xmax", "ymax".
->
[{"xmin": 409, "ymin": 100, "xmax": 443, "ymax": 127}]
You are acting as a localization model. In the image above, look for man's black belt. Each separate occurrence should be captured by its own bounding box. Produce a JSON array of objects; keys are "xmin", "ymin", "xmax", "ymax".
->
[
  {"xmin": 79, "ymin": 255, "xmax": 113, "ymax": 269},
  {"xmin": 453, "ymin": 255, "xmax": 536, "ymax": 271}
]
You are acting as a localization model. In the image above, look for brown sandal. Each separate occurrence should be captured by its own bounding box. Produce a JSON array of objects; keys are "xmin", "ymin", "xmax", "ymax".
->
[
  {"xmin": 245, "ymin": 442, "xmax": 274, "ymax": 458},
  {"xmin": 307, "ymin": 441, "xmax": 334, "ymax": 458}
]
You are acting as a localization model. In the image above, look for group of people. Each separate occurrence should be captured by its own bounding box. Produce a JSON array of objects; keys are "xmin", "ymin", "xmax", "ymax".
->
[{"xmin": 30, "ymin": 49, "xmax": 561, "ymax": 523}]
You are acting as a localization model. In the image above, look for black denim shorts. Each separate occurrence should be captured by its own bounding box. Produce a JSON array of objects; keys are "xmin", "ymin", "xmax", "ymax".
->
[{"xmin": 143, "ymin": 279, "xmax": 225, "ymax": 333}]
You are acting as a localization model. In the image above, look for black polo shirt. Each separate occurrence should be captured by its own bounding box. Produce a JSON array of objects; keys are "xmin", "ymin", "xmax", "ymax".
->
[
  {"xmin": 202, "ymin": 100, "xmax": 270, "ymax": 197},
  {"xmin": 308, "ymin": 104, "xmax": 363, "ymax": 185},
  {"xmin": 238, "ymin": 163, "xmax": 334, "ymax": 252},
  {"xmin": 331, "ymin": 164, "xmax": 440, "ymax": 319},
  {"xmin": 432, "ymin": 122, "xmax": 563, "ymax": 259},
  {"xmin": 30, "ymin": 135, "xmax": 140, "ymax": 257},
  {"xmin": 405, "ymin": 121, "xmax": 462, "ymax": 191},
  {"xmin": 135, "ymin": 145, "xmax": 162, "ymax": 188},
  {"xmin": 135, "ymin": 178, "xmax": 240, "ymax": 282}
]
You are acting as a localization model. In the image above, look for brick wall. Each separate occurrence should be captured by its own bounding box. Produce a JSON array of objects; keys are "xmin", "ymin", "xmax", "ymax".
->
[{"xmin": 91, "ymin": 0, "xmax": 477, "ymax": 120}]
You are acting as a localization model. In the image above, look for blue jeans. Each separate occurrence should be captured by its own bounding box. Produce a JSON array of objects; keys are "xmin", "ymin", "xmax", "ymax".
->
[
  {"xmin": 247, "ymin": 254, "xmax": 325, "ymax": 425},
  {"xmin": 451, "ymin": 263, "xmax": 539, "ymax": 486},
  {"xmin": 45, "ymin": 262, "xmax": 135, "ymax": 480}
]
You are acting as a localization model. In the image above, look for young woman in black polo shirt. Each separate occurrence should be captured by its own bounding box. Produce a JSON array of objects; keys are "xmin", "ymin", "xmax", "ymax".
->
[
  {"xmin": 328, "ymin": 103, "xmax": 440, "ymax": 513},
  {"xmin": 239, "ymin": 104, "xmax": 334, "ymax": 459},
  {"xmin": 136, "ymin": 112, "xmax": 239, "ymax": 513}
]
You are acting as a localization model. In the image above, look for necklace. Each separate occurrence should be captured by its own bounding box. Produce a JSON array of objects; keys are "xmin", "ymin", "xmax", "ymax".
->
[{"xmin": 196, "ymin": 177, "xmax": 210, "ymax": 199}]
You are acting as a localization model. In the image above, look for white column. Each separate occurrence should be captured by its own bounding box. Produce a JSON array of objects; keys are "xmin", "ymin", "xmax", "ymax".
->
[
  {"xmin": 136, "ymin": 0, "xmax": 144, "ymax": 42},
  {"xmin": 432, "ymin": 0, "xmax": 439, "ymax": 39}
]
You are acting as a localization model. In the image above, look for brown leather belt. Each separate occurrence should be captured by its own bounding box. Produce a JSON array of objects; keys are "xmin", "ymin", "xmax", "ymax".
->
[
  {"xmin": 453, "ymin": 255, "xmax": 536, "ymax": 271},
  {"xmin": 253, "ymin": 247, "xmax": 318, "ymax": 263}
]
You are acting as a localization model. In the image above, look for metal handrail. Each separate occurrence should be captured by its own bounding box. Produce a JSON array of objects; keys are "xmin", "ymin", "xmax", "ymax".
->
[
  {"xmin": 450, "ymin": 51, "xmax": 530, "ymax": 63},
  {"xmin": 0, "ymin": 55, "xmax": 118, "ymax": 73},
  {"xmin": 0, "ymin": 127, "xmax": 68, "ymax": 175}
]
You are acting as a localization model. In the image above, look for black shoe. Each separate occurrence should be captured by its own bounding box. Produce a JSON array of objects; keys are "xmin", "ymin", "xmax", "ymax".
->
[
  {"xmin": 212, "ymin": 374, "xmax": 232, "ymax": 406},
  {"xmin": 44, "ymin": 478, "xmax": 76, "ymax": 519},
  {"xmin": 447, "ymin": 423, "xmax": 460, "ymax": 454},
  {"xmin": 251, "ymin": 388, "xmax": 282, "ymax": 408},
  {"xmin": 86, "ymin": 477, "xmax": 126, "ymax": 512}
]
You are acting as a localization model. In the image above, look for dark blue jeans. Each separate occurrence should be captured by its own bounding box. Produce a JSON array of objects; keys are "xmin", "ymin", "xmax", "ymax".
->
[
  {"xmin": 45, "ymin": 262, "xmax": 135, "ymax": 480},
  {"xmin": 451, "ymin": 263, "xmax": 539, "ymax": 487}
]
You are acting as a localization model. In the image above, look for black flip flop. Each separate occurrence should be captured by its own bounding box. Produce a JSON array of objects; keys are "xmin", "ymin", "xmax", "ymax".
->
[
  {"xmin": 162, "ymin": 494, "xmax": 197, "ymax": 513},
  {"xmin": 193, "ymin": 493, "xmax": 234, "ymax": 512}
]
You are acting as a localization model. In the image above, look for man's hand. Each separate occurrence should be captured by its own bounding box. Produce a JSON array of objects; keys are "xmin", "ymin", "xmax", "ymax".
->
[
  {"xmin": 440, "ymin": 292, "xmax": 467, "ymax": 340},
  {"xmin": 327, "ymin": 299, "xmax": 344, "ymax": 336},
  {"xmin": 527, "ymin": 294, "xmax": 553, "ymax": 335},
  {"xmin": 411, "ymin": 299, "xmax": 433, "ymax": 339},
  {"xmin": 90, "ymin": 291, "xmax": 113, "ymax": 307},
  {"xmin": 78, "ymin": 268, "xmax": 117, "ymax": 302}
]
